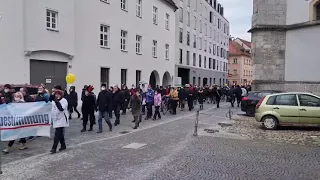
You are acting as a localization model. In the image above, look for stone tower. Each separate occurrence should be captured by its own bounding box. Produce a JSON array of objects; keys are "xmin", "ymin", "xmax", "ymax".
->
[{"xmin": 250, "ymin": 0, "xmax": 287, "ymax": 91}]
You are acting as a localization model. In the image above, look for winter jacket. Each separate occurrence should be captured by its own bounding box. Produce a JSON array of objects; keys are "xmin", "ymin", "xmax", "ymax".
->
[
  {"xmin": 97, "ymin": 90, "xmax": 111, "ymax": 112},
  {"xmin": 170, "ymin": 90, "xmax": 179, "ymax": 101},
  {"xmin": 178, "ymin": 88, "xmax": 187, "ymax": 100},
  {"xmin": 131, "ymin": 95, "xmax": 142, "ymax": 116},
  {"xmin": 154, "ymin": 93, "xmax": 162, "ymax": 106},
  {"xmin": 36, "ymin": 93, "xmax": 49, "ymax": 102},
  {"xmin": 235, "ymin": 87, "xmax": 242, "ymax": 97},
  {"xmin": 82, "ymin": 94, "xmax": 97, "ymax": 112},
  {"xmin": 146, "ymin": 89, "xmax": 155, "ymax": 103},
  {"xmin": 2, "ymin": 92, "xmax": 12, "ymax": 104},
  {"xmin": 68, "ymin": 91, "xmax": 78, "ymax": 106},
  {"xmin": 52, "ymin": 98, "xmax": 69, "ymax": 128},
  {"xmin": 112, "ymin": 90, "xmax": 123, "ymax": 107},
  {"xmin": 122, "ymin": 88, "xmax": 130, "ymax": 100},
  {"xmin": 130, "ymin": 88, "xmax": 136, "ymax": 96},
  {"xmin": 198, "ymin": 90, "xmax": 206, "ymax": 104}
]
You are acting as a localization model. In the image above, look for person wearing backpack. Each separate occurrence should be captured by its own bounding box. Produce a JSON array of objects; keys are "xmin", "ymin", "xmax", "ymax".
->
[{"xmin": 169, "ymin": 87, "xmax": 179, "ymax": 115}]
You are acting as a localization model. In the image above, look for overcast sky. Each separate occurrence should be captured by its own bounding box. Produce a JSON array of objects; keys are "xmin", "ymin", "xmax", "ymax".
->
[{"xmin": 223, "ymin": 0, "xmax": 253, "ymax": 41}]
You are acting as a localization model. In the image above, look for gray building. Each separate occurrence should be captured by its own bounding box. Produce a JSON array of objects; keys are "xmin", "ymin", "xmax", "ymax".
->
[
  {"xmin": 250, "ymin": 0, "xmax": 320, "ymax": 94},
  {"xmin": 174, "ymin": 0, "xmax": 229, "ymax": 87}
]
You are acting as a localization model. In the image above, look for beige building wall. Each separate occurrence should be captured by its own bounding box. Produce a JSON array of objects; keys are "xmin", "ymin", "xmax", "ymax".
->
[{"xmin": 228, "ymin": 55, "xmax": 253, "ymax": 85}]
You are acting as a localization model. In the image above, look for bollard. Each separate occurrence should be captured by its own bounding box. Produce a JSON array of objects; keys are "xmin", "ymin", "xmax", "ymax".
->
[
  {"xmin": 193, "ymin": 110, "xmax": 199, "ymax": 136},
  {"xmin": 228, "ymin": 108, "xmax": 232, "ymax": 120}
]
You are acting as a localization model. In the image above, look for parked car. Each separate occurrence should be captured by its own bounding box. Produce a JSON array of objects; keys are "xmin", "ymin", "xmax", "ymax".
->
[
  {"xmin": 241, "ymin": 90, "xmax": 282, "ymax": 116},
  {"xmin": 0, "ymin": 84, "xmax": 39, "ymax": 103},
  {"xmin": 255, "ymin": 92, "xmax": 320, "ymax": 130}
]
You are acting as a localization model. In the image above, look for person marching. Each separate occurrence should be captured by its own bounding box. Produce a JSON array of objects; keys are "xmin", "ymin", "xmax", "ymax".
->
[
  {"xmin": 96, "ymin": 84, "xmax": 112, "ymax": 133},
  {"xmin": 145, "ymin": 85, "xmax": 154, "ymax": 120},
  {"xmin": 121, "ymin": 85, "xmax": 130, "ymax": 115},
  {"xmin": 131, "ymin": 90, "xmax": 142, "ymax": 129},
  {"xmin": 169, "ymin": 87, "xmax": 179, "ymax": 115},
  {"xmin": 68, "ymin": 86, "xmax": 81, "ymax": 119},
  {"xmin": 50, "ymin": 89, "xmax": 69, "ymax": 154},
  {"xmin": 112, "ymin": 85, "xmax": 122, "ymax": 126},
  {"xmin": 2, "ymin": 92, "xmax": 28, "ymax": 154},
  {"xmin": 81, "ymin": 85, "xmax": 97, "ymax": 132},
  {"xmin": 153, "ymin": 89, "xmax": 162, "ymax": 120},
  {"xmin": 198, "ymin": 87, "xmax": 205, "ymax": 110}
]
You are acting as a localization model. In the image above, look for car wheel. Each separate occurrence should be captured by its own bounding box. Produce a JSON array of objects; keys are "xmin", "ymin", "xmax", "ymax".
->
[{"xmin": 262, "ymin": 116, "xmax": 279, "ymax": 130}]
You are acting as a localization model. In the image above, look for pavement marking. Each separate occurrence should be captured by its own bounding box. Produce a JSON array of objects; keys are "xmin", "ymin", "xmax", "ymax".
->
[
  {"xmin": 122, "ymin": 143, "xmax": 147, "ymax": 149},
  {"xmin": 3, "ymin": 104, "xmax": 228, "ymax": 167}
]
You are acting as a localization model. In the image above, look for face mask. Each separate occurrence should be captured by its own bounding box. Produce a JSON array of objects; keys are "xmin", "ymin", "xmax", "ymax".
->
[
  {"xmin": 101, "ymin": 87, "xmax": 106, "ymax": 91},
  {"xmin": 85, "ymin": 91, "xmax": 89, "ymax": 96},
  {"xmin": 70, "ymin": 89, "xmax": 73, "ymax": 92},
  {"xmin": 38, "ymin": 91, "xmax": 43, "ymax": 94},
  {"xmin": 14, "ymin": 98, "xmax": 21, "ymax": 102},
  {"xmin": 4, "ymin": 89, "xmax": 9, "ymax": 93},
  {"xmin": 155, "ymin": 92, "xmax": 158, "ymax": 95}
]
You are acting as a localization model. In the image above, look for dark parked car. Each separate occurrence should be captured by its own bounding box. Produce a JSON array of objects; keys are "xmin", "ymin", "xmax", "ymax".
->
[{"xmin": 241, "ymin": 90, "xmax": 282, "ymax": 116}]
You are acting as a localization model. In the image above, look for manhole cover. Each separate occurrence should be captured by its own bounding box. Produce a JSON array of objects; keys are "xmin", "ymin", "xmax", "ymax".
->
[{"xmin": 119, "ymin": 131, "xmax": 130, "ymax": 134}]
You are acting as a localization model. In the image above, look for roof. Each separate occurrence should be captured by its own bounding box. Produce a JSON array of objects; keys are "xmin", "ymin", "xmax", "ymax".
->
[
  {"xmin": 229, "ymin": 40, "xmax": 251, "ymax": 57},
  {"xmin": 237, "ymin": 38, "xmax": 251, "ymax": 48},
  {"xmin": 162, "ymin": 0, "xmax": 178, "ymax": 11},
  {"xmin": 268, "ymin": 92, "xmax": 318, "ymax": 97}
]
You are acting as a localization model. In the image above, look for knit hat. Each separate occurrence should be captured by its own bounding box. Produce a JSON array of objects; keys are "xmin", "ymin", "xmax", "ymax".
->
[
  {"xmin": 4, "ymin": 84, "xmax": 11, "ymax": 89},
  {"xmin": 87, "ymin": 85, "xmax": 94, "ymax": 93}
]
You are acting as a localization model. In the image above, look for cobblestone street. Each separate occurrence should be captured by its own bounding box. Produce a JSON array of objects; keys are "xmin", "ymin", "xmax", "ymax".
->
[
  {"xmin": 1, "ymin": 103, "xmax": 320, "ymax": 180},
  {"xmin": 222, "ymin": 114, "xmax": 320, "ymax": 147}
]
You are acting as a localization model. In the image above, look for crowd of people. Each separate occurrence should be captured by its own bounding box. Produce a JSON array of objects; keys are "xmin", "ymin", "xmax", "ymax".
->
[{"xmin": 0, "ymin": 82, "xmax": 251, "ymax": 154}]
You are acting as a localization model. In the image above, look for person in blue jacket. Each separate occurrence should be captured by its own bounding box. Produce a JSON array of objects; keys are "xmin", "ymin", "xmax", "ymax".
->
[{"xmin": 145, "ymin": 85, "xmax": 155, "ymax": 120}]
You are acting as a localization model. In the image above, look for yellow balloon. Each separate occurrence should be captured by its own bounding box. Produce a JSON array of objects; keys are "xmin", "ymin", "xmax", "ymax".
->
[{"xmin": 66, "ymin": 73, "xmax": 76, "ymax": 84}]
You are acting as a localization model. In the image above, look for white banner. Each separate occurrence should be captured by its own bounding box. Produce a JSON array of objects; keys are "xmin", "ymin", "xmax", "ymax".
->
[{"xmin": 0, "ymin": 102, "xmax": 52, "ymax": 141}]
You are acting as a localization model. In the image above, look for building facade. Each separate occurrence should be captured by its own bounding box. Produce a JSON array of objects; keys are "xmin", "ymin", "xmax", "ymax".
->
[
  {"xmin": 0, "ymin": 0, "xmax": 177, "ymax": 92},
  {"xmin": 174, "ymin": 0, "xmax": 229, "ymax": 87},
  {"xmin": 228, "ymin": 39, "xmax": 253, "ymax": 86},
  {"xmin": 250, "ymin": 0, "xmax": 320, "ymax": 94}
]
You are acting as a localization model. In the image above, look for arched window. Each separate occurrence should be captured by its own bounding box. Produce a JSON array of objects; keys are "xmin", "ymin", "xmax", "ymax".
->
[{"xmin": 310, "ymin": 0, "xmax": 320, "ymax": 21}]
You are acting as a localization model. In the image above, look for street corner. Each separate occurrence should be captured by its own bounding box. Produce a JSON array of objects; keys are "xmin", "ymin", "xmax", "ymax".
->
[{"xmin": 221, "ymin": 114, "xmax": 320, "ymax": 147}]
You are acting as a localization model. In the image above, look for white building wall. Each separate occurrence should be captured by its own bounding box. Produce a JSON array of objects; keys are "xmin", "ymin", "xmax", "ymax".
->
[
  {"xmin": 174, "ymin": 0, "xmax": 229, "ymax": 86},
  {"xmin": 0, "ymin": 0, "xmax": 176, "ymax": 94},
  {"xmin": 286, "ymin": 0, "xmax": 310, "ymax": 25}
]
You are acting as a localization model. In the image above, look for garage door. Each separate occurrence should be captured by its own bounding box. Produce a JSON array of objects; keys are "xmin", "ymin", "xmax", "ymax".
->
[{"xmin": 30, "ymin": 60, "xmax": 67, "ymax": 91}]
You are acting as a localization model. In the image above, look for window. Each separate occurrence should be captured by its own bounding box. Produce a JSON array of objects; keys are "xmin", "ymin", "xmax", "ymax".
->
[
  {"xmin": 213, "ymin": 44, "xmax": 216, "ymax": 55},
  {"xmin": 136, "ymin": 0, "xmax": 142, "ymax": 17},
  {"xmin": 180, "ymin": 8, "xmax": 183, "ymax": 22},
  {"xmin": 317, "ymin": 3, "xmax": 320, "ymax": 20},
  {"xmin": 205, "ymin": 7, "xmax": 207, "ymax": 19},
  {"xmin": 187, "ymin": 0, "xmax": 190, "ymax": 7},
  {"xmin": 233, "ymin": 69, "xmax": 237, "ymax": 75},
  {"xmin": 179, "ymin": 49, "xmax": 183, "ymax": 64},
  {"xmin": 153, "ymin": 6, "xmax": 158, "ymax": 25},
  {"xmin": 213, "ymin": 59, "xmax": 215, "ymax": 69},
  {"xmin": 152, "ymin": 40, "xmax": 157, "ymax": 57},
  {"xmin": 209, "ymin": 27, "xmax": 212, "ymax": 37},
  {"xmin": 194, "ymin": 16, "xmax": 197, "ymax": 29},
  {"xmin": 217, "ymin": 46, "xmax": 219, "ymax": 56},
  {"xmin": 199, "ymin": 37, "xmax": 202, "ymax": 50},
  {"xmin": 204, "ymin": 56, "xmax": 207, "ymax": 68},
  {"xmin": 233, "ymin": 58, "xmax": 238, "ymax": 64},
  {"xmin": 100, "ymin": 24, "xmax": 110, "ymax": 48},
  {"xmin": 193, "ymin": 53, "xmax": 196, "ymax": 66},
  {"xmin": 187, "ymin": 12, "xmax": 190, "ymax": 26},
  {"xmin": 199, "ymin": 2, "xmax": 202, "ymax": 15},
  {"xmin": 121, "ymin": 0, "xmax": 127, "ymax": 11},
  {"xmin": 165, "ymin": 13, "xmax": 170, "ymax": 30},
  {"xmin": 193, "ymin": 34, "xmax": 196, "ymax": 48},
  {"xmin": 204, "ymin": 40, "xmax": 207, "ymax": 52},
  {"xmin": 46, "ymin": 9, "xmax": 58, "ymax": 30},
  {"xmin": 187, "ymin": 31, "xmax": 190, "ymax": 46},
  {"xmin": 199, "ymin": 55, "xmax": 202, "ymax": 67},
  {"xmin": 121, "ymin": 30, "xmax": 128, "ymax": 51},
  {"xmin": 274, "ymin": 94, "xmax": 298, "ymax": 106},
  {"xmin": 100, "ymin": 68, "xmax": 110, "ymax": 88},
  {"xmin": 213, "ymin": 78, "xmax": 216, "ymax": 84},
  {"xmin": 209, "ymin": 58, "xmax": 212, "ymax": 69},
  {"xmin": 100, "ymin": 0, "xmax": 110, "ymax": 3},
  {"xmin": 136, "ymin": 35, "xmax": 142, "ymax": 54},
  {"xmin": 217, "ymin": 60, "xmax": 219, "ymax": 69},
  {"xmin": 200, "ymin": 20, "xmax": 202, "ymax": 33},
  {"xmin": 193, "ymin": 77, "xmax": 196, "ymax": 85},
  {"xmin": 121, "ymin": 69, "xmax": 127, "ymax": 85},
  {"xmin": 186, "ymin": 51, "xmax": 190, "ymax": 65},
  {"xmin": 209, "ymin": 42, "xmax": 212, "ymax": 53},
  {"xmin": 205, "ymin": 23, "xmax": 207, "ymax": 35},
  {"xmin": 165, "ymin": 44, "xmax": 170, "ymax": 60},
  {"xmin": 209, "ymin": 11, "xmax": 213, "ymax": 23},
  {"xmin": 179, "ymin": 28, "xmax": 183, "ymax": 43},
  {"xmin": 136, "ymin": 70, "xmax": 141, "ymax": 87},
  {"xmin": 298, "ymin": 94, "xmax": 320, "ymax": 107},
  {"xmin": 198, "ymin": 77, "xmax": 201, "ymax": 87}
]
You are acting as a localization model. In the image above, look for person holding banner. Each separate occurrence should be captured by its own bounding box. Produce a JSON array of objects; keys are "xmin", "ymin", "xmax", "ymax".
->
[
  {"xmin": 0, "ymin": 84, "xmax": 13, "ymax": 104},
  {"xmin": 50, "ymin": 89, "xmax": 69, "ymax": 154},
  {"xmin": 2, "ymin": 92, "xmax": 28, "ymax": 154}
]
